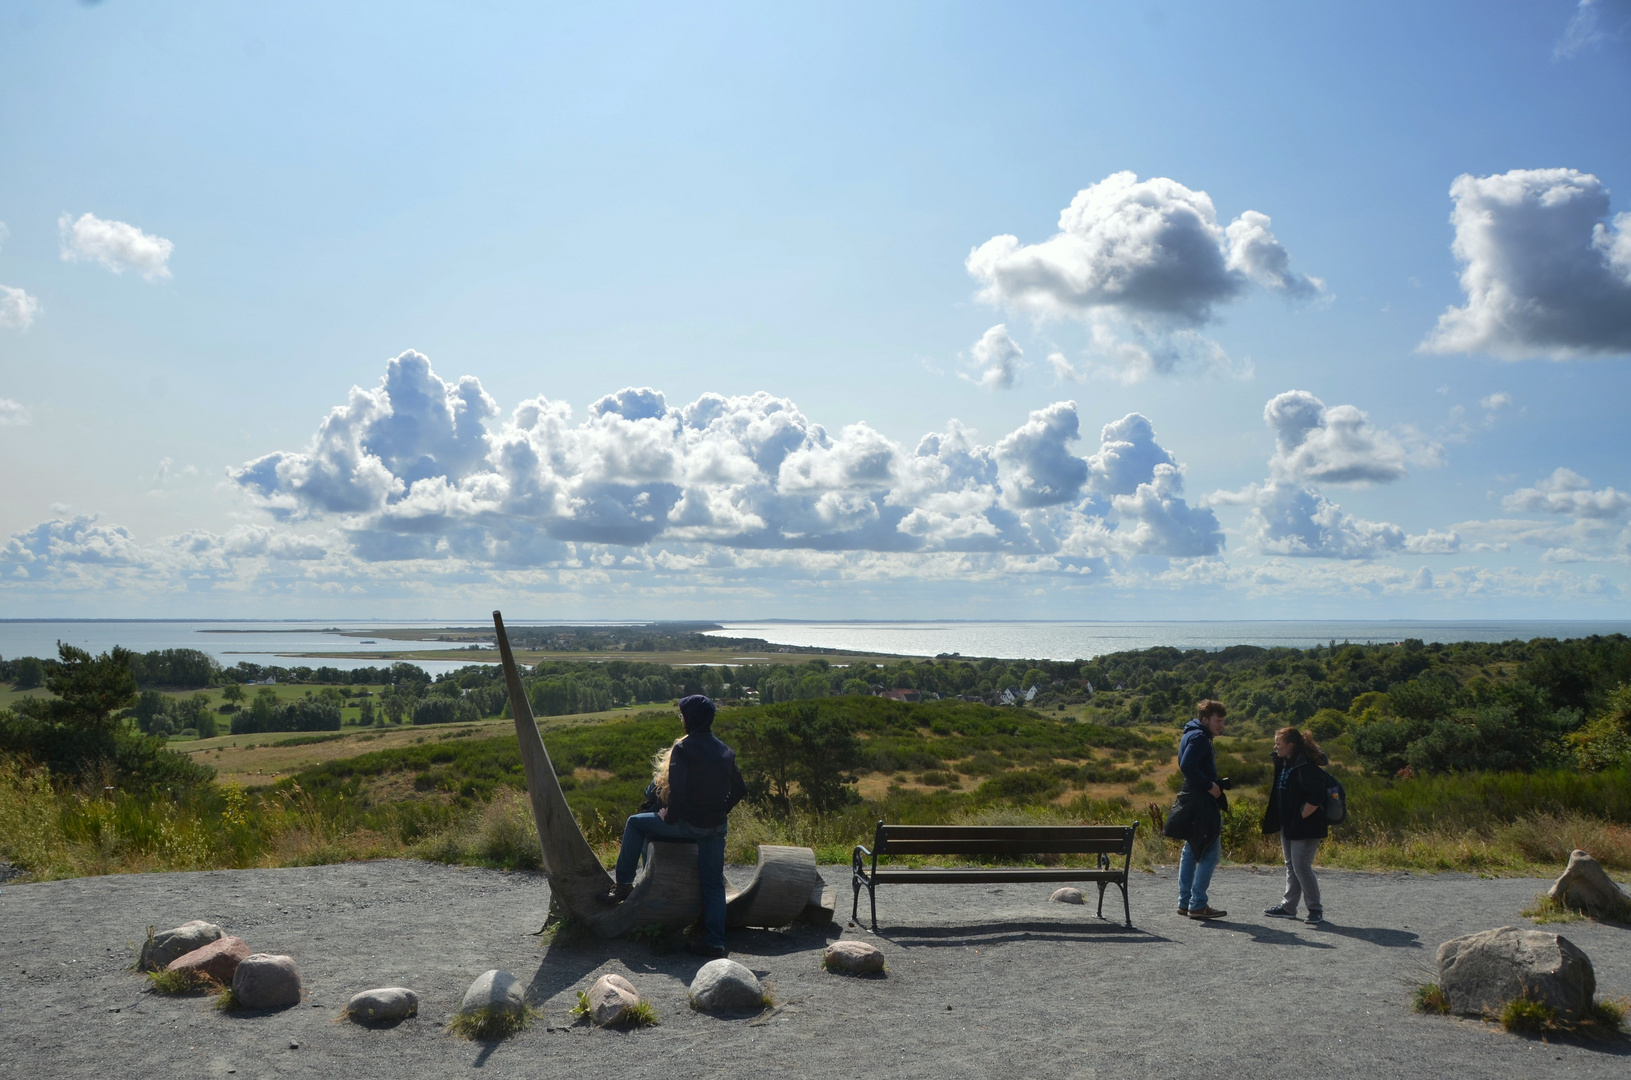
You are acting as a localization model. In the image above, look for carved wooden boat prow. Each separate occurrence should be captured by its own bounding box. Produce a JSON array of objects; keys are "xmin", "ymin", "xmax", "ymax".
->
[{"xmin": 492, "ymin": 611, "xmax": 832, "ymax": 937}]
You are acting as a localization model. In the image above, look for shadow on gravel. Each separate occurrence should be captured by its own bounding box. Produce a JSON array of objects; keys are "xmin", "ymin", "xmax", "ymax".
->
[
  {"xmin": 873, "ymin": 921, "xmax": 1169, "ymax": 947},
  {"xmin": 1197, "ymin": 920, "xmax": 1337, "ymax": 949},
  {"xmin": 1310, "ymin": 922, "xmax": 1422, "ymax": 948}
]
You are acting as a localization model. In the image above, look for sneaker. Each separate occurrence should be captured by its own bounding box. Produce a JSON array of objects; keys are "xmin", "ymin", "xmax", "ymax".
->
[
  {"xmin": 1187, "ymin": 906, "xmax": 1227, "ymax": 920},
  {"xmin": 1176, "ymin": 907, "xmax": 1190, "ymax": 916},
  {"xmin": 1305, "ymin": 911, "xmax": 1323, "ymax": 925},
  {"xmin": 1264, "ymin": 905, "xmax": 1297, "ymax": 918},
  {"xmin": 685, "ymin": 941, "xmax": 728, "ymax": 959},
  {"xmin": 605, "ymin": 882, "xmax": 633, "ymax": 903}
]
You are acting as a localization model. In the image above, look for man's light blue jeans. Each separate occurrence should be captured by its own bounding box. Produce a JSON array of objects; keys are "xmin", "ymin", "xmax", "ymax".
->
[
  {"xmin": 614, "ymin": 812, "xmax": 729, "ymax": 948},
  {"xmin": 1177, "ymin": 835, "xmax": 1222, "ymax": 911}
]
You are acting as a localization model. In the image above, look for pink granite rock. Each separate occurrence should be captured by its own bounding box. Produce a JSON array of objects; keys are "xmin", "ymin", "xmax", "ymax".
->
[{"xmin": 167, "ymin": 936, "xmax": 251, "ymax": 985}]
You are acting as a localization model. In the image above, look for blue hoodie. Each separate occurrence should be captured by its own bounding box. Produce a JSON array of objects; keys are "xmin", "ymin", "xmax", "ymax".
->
[{"xmin": 1177, "ymin": 717, "xmax": 1219, "ymax": 794}]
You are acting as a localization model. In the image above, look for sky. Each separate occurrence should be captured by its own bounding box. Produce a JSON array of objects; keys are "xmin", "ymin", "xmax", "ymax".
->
[{"xmin": 1, "ymin": 0, "xmax": 1630, "ymax": 621}]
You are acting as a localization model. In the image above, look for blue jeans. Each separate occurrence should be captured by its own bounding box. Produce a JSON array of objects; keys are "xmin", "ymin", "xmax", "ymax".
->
[
  {"xmin": 1177, "ymin": 836, "xmax": 1221, "ymax": 910},
  {"xmin": 614, "ymin": 812, "xmax": 729, "ymax": 948}
]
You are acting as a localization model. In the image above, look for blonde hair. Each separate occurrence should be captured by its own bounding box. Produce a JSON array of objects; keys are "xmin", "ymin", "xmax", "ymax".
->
[{"xmin": 651, "ymin": 739, "xmax": 681, "ymax": 804}]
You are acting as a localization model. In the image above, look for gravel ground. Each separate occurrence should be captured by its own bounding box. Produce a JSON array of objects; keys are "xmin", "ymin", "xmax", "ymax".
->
[{"xmin": 2, "ymin": 860, "xmax": 1627, "ymax": 1079}]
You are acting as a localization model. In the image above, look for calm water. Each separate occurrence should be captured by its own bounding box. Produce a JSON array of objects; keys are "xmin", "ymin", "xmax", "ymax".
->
[
  {"xmin": 707, "ymin": 620, "xmax": 1631, "ymax": 662},
  {"xmin": 0, "ymin": 620, "xmax": 506, "ymax": 674},
  {"xmin": 4, "ymin": 618, "xmax": 1629, "ymax": 669}
]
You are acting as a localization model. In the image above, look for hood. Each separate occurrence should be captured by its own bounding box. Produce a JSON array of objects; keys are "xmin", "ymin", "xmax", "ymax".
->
[{"xmin": 1182, "ymin": 718, "xmax": 1209, "ymax": 738}]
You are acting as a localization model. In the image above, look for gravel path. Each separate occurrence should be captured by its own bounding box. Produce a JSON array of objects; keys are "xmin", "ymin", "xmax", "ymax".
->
[{"xmin": 2, "ymin": 860, "xmax": 1627, "ymax": 1079}]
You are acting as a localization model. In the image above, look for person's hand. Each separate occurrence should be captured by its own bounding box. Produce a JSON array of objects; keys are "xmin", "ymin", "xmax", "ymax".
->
[
  {"xmin": 1301, "ymin": 803, "xmax": 1319, "ymax": 818},
  {"xmin": 658, "ymin": 807, "xmax": 669, "ymax": 822},
  {"xmin": 1209, "ymin": 783, "xmax": 1222, "ymax": 798}
]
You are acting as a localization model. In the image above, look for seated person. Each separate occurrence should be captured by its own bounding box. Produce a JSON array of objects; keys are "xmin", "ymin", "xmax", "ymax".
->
[{"xmin": 608, "ymin": 694, "xmax": 747, "ymax": 958}]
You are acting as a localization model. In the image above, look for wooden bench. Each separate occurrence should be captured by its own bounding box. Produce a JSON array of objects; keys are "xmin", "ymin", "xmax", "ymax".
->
[{"xmin": 851, "ymin": 821, "xmax": 1140, "ymax": 930}]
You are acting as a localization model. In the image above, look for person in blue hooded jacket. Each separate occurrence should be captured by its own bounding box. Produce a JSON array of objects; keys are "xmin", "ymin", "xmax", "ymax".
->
[
  {"xmin": 1165, "ymin": 699, "xmax": 1229, "ymax": 920},
  {"xmin": 607, "ymin": 694, "xmax": 747, "ymax": 958}
]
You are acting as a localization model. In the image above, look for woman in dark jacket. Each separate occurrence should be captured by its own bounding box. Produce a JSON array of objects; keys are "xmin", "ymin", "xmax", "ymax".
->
[{"xmin": 1260, "ymin": 727, "xmax": 1328, "ymax": 925}]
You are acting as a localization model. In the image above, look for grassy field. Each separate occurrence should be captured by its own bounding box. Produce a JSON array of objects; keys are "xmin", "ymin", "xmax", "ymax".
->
[{"xmin": 6, "ymin": 695, "xmax": 1630, "ymax": 884}]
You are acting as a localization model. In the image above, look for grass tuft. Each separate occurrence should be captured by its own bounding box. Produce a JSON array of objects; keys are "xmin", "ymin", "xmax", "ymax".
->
[
  {"xmin": 1500, "ymin": 996, "xmax": 1557, "ymax": 1034},
  {"xmin": 146, "ymin": 968, "xmax": 217, "ymax": 995},
  {"xmin": 214, "ymin": 986, "xmax": 242, "ymax": 1012},
  {"xmin": 449, "ymin": 1005, "xmax": 532, "ymax": 1040},
  {"xmin": 1412, "ymin": 984, "xmax": 1451, "ymax": 1015},
  {"xmin": 620, "ymin": 1000, "xmax": 659, "ymax": 1027},
  {"xmin": 1520, "ymin": 894, "xmax": 1587, "ymax": 924}
]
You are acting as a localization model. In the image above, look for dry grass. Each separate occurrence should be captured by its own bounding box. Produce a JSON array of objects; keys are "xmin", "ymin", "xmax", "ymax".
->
[
  {"xmin": 1412, "ymin": 984, "xmax": 1450, "ymax": 1015},
  {"xmin": 448, "ymin": 1005, "xmax": 532, "ymax": 1040}
]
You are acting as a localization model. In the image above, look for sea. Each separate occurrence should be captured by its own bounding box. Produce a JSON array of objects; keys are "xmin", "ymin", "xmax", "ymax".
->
[{"xmin": 3, "ymin": 618, "xmax": 1630, "ymax": 669}]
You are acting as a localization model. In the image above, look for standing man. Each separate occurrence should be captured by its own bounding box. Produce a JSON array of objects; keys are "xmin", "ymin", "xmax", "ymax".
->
[
  {"xmin": 608, "ymin": 694, "xmax": 747, "ymax": 958},
  {"xmin": 1167, "ymin": 699, "xmax": 1229, "ymax": 920}
]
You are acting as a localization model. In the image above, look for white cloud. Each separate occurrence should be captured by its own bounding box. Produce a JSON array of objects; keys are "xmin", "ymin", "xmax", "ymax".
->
[
  {"xmin": 1264, "ymin": 390, "xmax": 1415, "ymax": 485},
  {"xmin": 1503, "ymin": 468, "xmax": 1631, "ymax": 519},
  {"xmin": 1555, "ymin": 0, "xmax": 1631, "ymax": 59},
  {"xmin": 58, "ymin": 212, "xmax": 174, "ymax": 281},
  {"xmin": 0, "ymin": 398, "xmax": 29, "ymax": 426},
  {"xmin": 963, "ymin": 324, "xmax": 1025, "ymax": 390},
  {"xmin": 227, "ymin": 352, "xmax": 1228, "ymax": 569},
  {"xmin": 1, "ymin": 285, "xmax": 38, "ymax": 330},
  {"xmin": 1222, "ymin": 482, "xmax": 1406, "ymax": 559},
  {"xmin": 966, "ymin": 171, "xmax": 1321, "ymax": 379},
  {"xmin": 1421, "ymin": 169, "xmax": 1631, "ymax": 359}
]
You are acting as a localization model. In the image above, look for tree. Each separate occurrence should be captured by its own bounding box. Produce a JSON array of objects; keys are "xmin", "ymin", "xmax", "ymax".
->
[
  {"xmin": 732, "ymin": 702, "xmax": 865, "ymax": 814},
  {"xmin": 221, "ymin": 683, "xmax": 245, "ymax": 705},
  {"xmin": 1, "ymin": 643, "xmax": 210, "ymax": 787},
  {"xmin": 13, "ymin": 656, "xmax": 44, "ymax": 690}
]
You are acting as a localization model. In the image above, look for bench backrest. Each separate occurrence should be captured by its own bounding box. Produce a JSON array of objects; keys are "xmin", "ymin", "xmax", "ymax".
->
[{"xmin": 873, "ymin": 822, "xmax": 1138, "ymax": 857}]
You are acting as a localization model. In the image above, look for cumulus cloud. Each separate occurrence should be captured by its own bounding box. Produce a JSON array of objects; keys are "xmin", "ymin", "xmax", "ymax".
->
[
  {"xmin": 58, "ymin": 212, "xmax": 174, "ymax": 281},
  {"xmin": 1503, "ymin": 468, "xmax": 1631, "ymax": 519},
  {"xmin": 966, "ymin": 172, "xmax": 1321, "ymax": 379},
  {"xmin": 963, "ymin": 325, "xmax": 1025, "ymax": 390},
  {"xmin": 1264, "ymin": 390, "xmax": 1413, "ymax": 485},
  {"xmin": 1219, "ymin": 482, "xmax": 1413, "ymax": 560},
  {"xmin": 229, "ymin": 352, "xmax": 1224, "ymax": 568},
  {"xmin": 1421, "ymin": 169, "xmax": 1631, "ymax": 359},
  {"xmin": 1, "ymin": 285, "xmax": 38, "ymax": 330},
  {"xmin": 0, "ymin": 398, "xmax": 31, "ymax": 426}
]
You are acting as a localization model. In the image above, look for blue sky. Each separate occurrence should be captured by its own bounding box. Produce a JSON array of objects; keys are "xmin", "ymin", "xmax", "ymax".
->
[{"xmin": 2, "ymin": 1, "xmax": 1629, "ymax": 619}]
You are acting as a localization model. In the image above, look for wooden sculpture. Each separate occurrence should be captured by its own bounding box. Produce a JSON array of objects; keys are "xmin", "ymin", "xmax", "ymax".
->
[{"xmin": 492, "ymin": 611, "xmax": 832, "ymax": 936}]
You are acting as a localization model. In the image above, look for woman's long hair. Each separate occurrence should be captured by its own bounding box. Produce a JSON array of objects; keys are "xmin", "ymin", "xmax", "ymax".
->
[
  {"xmin": 651, "ymin": 739, "xmax": 681, "ymax": 804},
  {"xmin": 1275, "ymin": 726, "xmax": 1324, "ymax": 765}
]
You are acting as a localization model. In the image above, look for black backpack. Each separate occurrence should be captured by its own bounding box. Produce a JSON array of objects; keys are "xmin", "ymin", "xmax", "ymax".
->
[{"xmin": 1319, "ymin": 768, "xmax": 1347, "ymax": 824}]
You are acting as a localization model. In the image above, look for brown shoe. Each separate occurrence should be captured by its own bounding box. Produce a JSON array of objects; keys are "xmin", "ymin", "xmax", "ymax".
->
[
  {"xmin": 1176, "ymin": 907, "xmax": 1189, "ymax": 916},
  {"xmin": 1187, "ymin": 905, "xmax": 1227, "ymax": 920}
]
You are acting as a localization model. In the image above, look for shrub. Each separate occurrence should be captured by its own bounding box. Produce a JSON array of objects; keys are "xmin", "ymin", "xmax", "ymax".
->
[
  {"xmin": 412, "ymin": 697, "xmax": 480, "ymax": 726},
  {"xmin": 1412, "ymin": 984, "xmax": 1450, "ymax": 1015}
]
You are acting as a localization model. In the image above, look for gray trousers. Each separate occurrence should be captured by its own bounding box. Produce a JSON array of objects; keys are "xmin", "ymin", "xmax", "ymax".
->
[{"xmin": 1281, "ymin": 836, "xmax": 1322, "ymax": 914}]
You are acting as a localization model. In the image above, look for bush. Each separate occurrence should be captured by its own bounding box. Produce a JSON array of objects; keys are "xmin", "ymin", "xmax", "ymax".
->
[{"xmin": 412, "ymin": 697, "xmax": 480, "ymax": 726}]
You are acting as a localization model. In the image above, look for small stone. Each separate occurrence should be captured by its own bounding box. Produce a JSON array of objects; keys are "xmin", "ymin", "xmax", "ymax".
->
[
  {"xmin": 459, "ymin": 970, "xmax": 525, "ymax": 1019},
  {"xmin": 1547, "ymin": 850, "xmax": 1631, "ymax": 918},
  {"xmin": 823, "ymin": 940, "xmax": 886, "ymax": 975},
  {"xmin": 288, "ymin": 1042, "xmax": 298, "ymax": 1050},
  {"xmin": 167, "ymin": 937, "xmax": 251, "ymax": 985},
  {"xmin": 585, "ymin": 973, "xmax": 641, "ymax": 1025},
  {"xmin": 1050, "ymin": 887, "xmax": 1086, "ymax": 905},
  {"xmin": 346, "ymin": 987, "xmax": 419, "ymax": 1024},
  {"xmin": 1437, "ymin": 925, "xmax": 1596, "ymax": 1020},
  {"xmin": 688, "ymin": 959, "xmax": 765, "ymax": 1013},
  {"xmin": 232, "ymin": 954, "xmax": 302, "ymax": 1010},
  {"xmin": 139, "ymin": 921, "xmax": 223, "ymax": 972}
]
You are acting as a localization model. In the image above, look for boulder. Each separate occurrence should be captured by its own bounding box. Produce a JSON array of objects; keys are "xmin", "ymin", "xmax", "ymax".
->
[
  {"xmin": 346, "ymin": 987, "xmax": 419, "ymax": 1024},
  {"xmin": 167, "ymin": 936, "xmax": 250, "ymax": 984},
  {"xmin": 139, "ymin": 920, "xmax": 223, "ymax": 972},
  {"xmin": 585, "ymin": 973, "xmax": 641, "ymax": 1025},
  {"xmin": 1547, "ymin": 850, "xmax": 1631, "ymax": 918},
  {"xmin": 688, "ymin": 958, "xmax": 765, "ymax": 1013},
  {"xmin": 1437, "ymin": 926, "xmax": 1595, "ymax": 1020},
  {"xmin": 232, "ymin": 953, "xmax": 302, "ymax": 1010},
  {"xmin": 1050, "ymin": 887, "xmax": 1086, "ymax": 905},
  {"xmin": 823, "ymin": 939, "xmax": 885, "ymax": 975},
  {"xmin": 459, "ymin": 970, "xmax": 525, "ymax": 1020}
]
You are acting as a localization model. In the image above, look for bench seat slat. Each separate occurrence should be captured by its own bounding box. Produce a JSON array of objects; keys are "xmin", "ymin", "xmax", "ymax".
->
[
  {"xmin": 880, "ymin": 826, "xmax": 1129, "ymax": 840},
  {"xmin": 879, "ymin": 839, "xmax": 1129, "ymax": 855},
  {"xmin": 870, "ymin": 868, "xmax": 1126, "ymax": 884}
]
